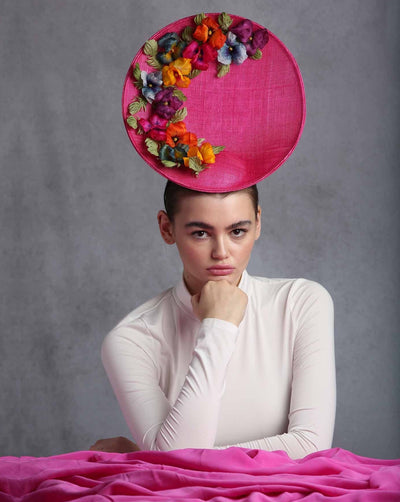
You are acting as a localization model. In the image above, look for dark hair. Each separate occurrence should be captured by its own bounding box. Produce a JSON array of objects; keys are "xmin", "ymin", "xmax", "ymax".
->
[{"xmin": 163, "ymin": 181, "xmax": 259, "ymax": 221}]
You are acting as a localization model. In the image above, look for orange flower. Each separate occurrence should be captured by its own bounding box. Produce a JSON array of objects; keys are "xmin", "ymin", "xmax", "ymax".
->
[
  {"xmin": 184, "ymin": 142, "xmax": 216, "ymax": 167},
  {"xmin": 166, "ymin": 122, "xmax": 197, "ymax": 148},
  {"xmin": 162, "ymin": 57, "xmax": 192, "ymax": 88},
  {"xmin": 184, "ymin": 145, "xmax": 203, "ymax": 167},
  {"xmin": 193, "ymin": 17, "xmax": 226, "ymax": 49},
  {"xmin": 199, "ymin": 142, "xmax": 216, "ymax": 163}
]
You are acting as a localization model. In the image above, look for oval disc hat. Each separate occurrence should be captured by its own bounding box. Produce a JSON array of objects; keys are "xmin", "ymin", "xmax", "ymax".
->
[{"xmin": 122, "ymin": 12, "xmax": 306, "ymax": 192}]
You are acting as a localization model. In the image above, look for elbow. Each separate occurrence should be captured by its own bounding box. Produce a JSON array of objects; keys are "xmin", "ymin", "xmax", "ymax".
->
[{"xmin": 289, "ymin": 428, "xmax": 332, "ymax": 459}]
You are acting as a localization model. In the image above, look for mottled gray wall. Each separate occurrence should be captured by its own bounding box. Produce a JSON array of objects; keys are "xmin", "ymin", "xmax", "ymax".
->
[{"xmin": 1, "ymin": 0, "xmax": 399, "ymax": 458}]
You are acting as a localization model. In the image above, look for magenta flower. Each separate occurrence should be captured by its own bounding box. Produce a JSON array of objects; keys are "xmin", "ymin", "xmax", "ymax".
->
[
  {"xmin": 231, "ymin": 19, "xmax": 269, "ymax": 56},
  {"xmin": 152, "ymin": 88, "xmax": 183, "ymax": 120},
  {"xmin": 138, "ymin": 114, "xmax": 168, "ymax": 141},
  {"xmin": 182, "ymin": 41, "xmax": 217, "ymax": 71}
]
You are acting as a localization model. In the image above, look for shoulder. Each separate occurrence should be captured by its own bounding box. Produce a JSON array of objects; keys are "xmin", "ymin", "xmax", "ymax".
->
[
  {"xmin": 285, "ymin": 279, "xmax": 334, "ymax": 335},
  {"xmin": 113, "ymin": 287, "xmax": 175, "ymax": 330},
  {"xmin": 247, "ymin": 274, "xmax": 333, "ymax": 314},
  {"xmin": 288, "ymin": 278, "xmax": 333, "ymax": 311},
  {"xmin": 102, "ymin": 287, "xmax": 176, "ymax": 355}
]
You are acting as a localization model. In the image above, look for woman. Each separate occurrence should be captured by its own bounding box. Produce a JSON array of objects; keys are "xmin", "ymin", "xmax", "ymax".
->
[
  {"xmin": 91, "ymin": 182, "xmax": 335, "ymax": 459},
  {"xmin": 91, "ymin": 12, "xmax": 335, "ymax": 458}
]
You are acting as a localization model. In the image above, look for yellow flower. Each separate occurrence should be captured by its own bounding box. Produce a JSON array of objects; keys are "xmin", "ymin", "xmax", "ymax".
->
[
  {"xmin": 162, "ymin": 58, "xmax": 192, "ymax": 88},
  {"xmin": 199, "ymin": 142, "xmax": 216, "ymax": 164},
  {"xmin": 184, "ymin": 142, "xmax": 216, "ymax": 167}
]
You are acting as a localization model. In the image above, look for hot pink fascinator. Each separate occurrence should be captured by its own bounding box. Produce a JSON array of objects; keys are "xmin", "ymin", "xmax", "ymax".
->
[{"xmin": 122, "ymin": 12, "xmax": 305, "ymax": 192}]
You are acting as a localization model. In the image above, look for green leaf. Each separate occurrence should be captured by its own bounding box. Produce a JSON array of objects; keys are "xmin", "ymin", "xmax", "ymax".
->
[
  {"xmin": 161, "ymin": 160, "xmax": 178, "ymax": 168},
  {"xmin": 212, "ymin": 145, "xmax": 225, "ymax": 154},
  {"xmin": 218, "ymin": 12, "xmax": 233, "ymax": 31},
  {"xmin": 188, "ymin": 156, "xmax": 206, "ymax": 173},
  {"xmin": 147, "ymin": 55, "xmax": 163, "ymax": 70},
  {"xmin": 197, "ymin": 138, "xmax": 205, "ymax": 146},
  {"xmin": 217, "ymin": 63, "xmax": 230, "ymax": 78},
  {"xmin": 189, "ymin": 69, "xmax": 201, "ymax": 79},
  {"xmin": 143, "ymin": 39, "xmax": 158, "ymax": 56},
  {"xmin": 172, "ymin": 89, "xmax": 187, "ymax": 102},
  {"xmin": 126, "ymin": 116, "xmax": 138, "ymax": 129},
  {"xmin": 194, "ymin": 13, "xmax": 206, "ymax": 25},
  {"xmin": 128, "ymin": 97, "xmax": 147, "ymax": 115},
  {"xmin": 145, "ymin": 137, "xmax": 160, "ymax": 157},
  {"xmin": 181, "ymin": 26, "xmax": 194, "ymax": 43},
  {"xmin": 128, "ymin": 101, "xmax": 141, "ymax": 115},
  {"xmin": 133, "ymin": 63, "xmax": 142, "ymax": 81},
  {"xmin": 134, "ymin": 80, "xmax": 143, "ymax": 90},
  {"xmin": 170, "ymin": 107, "xmax": 187, "ymax": 123},
  {"xmin": 251, "ymin": 48, "xmax": 263, "ymax": 60}
]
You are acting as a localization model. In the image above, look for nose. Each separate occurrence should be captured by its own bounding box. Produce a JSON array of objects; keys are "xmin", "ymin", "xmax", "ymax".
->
[{"xmin": 211, "ymin": 236, "xmax": 229, "ymax": 260}]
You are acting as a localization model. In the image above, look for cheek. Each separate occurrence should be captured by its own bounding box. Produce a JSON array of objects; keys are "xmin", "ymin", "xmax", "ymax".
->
[
  {"xmin": 237, "ymin": 238, "xmax": 256, "ymax": 261},
  {"xmin": 177, "ymin": 240, "xmax": 205, "ymax": 263}
]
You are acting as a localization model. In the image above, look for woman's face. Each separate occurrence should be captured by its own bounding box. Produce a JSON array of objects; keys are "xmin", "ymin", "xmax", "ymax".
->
[{"xmin": 158, "ymin": 191, "xmax": 261, "ymax": 295}]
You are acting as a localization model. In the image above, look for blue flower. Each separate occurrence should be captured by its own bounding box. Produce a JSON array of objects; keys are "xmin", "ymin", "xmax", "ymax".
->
[
  {"xmin": 217, "ymin": 32, "xmax": 248, "ymax": 65},
  {"xmin": 156, "ymin": 32, "xmax": 186, "ymax": 65},
  {"xmin": 159, "ymin": 144, "xmax": 188, "ymax": 164},
  {"xmin": 141, "ymin": 71, "xmax": 163, "ymax": 103}
]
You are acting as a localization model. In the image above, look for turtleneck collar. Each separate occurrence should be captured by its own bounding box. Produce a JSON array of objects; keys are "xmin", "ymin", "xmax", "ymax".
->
[{"xmin": 173, "ymin": 270, "xmax": 250, "ymax": 317}]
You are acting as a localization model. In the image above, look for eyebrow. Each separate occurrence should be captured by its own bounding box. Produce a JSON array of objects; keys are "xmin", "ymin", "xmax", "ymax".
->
[{"xmin": 185, "ymin": 220, "xmax": 252, "ymax": 231}]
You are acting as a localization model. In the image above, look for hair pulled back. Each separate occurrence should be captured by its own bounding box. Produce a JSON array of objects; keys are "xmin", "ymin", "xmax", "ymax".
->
[{"xmin": 163, "ymin": 181, "xmax": 259, "ymax": 222}]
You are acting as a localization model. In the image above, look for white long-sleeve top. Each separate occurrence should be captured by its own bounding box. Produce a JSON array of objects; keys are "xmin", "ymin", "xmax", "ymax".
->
[{"xmin": 101, "ymin": 271, "xmax": 336, "ymax": 459}]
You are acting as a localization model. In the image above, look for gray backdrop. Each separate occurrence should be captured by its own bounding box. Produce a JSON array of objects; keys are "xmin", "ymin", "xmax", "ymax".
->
[{"xmin": 1, "ymin": 0, "xmax": 399, "ymax": 458}]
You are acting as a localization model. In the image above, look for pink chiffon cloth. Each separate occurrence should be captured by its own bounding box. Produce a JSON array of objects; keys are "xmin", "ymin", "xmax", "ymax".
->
[{"xmin": 0, "ymin": 447, "xmax": 399, "ymax": 501}]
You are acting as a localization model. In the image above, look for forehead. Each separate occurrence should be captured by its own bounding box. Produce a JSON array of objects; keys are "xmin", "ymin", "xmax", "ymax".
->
[{"xmin": 175, "ymin": 192, "xmax": 255, "ymax": 221}]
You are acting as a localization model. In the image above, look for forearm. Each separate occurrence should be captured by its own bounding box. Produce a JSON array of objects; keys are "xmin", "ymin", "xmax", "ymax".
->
[
  {"xmin": 214, "ymin": 426, "xmax": 333, "ymax": 460},
  {"xmin": 102, "ymin": 317, "xmax": 239, "ymax": 451},
  {"xmin": 150, "ymin": 318, "xmax": 239, "ymax": 450},
  {"xmin": 215, "ymin": 283, "xmax": 336, "ymax": 460}
]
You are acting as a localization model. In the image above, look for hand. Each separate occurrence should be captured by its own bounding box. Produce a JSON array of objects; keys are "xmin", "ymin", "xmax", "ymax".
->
[
  {"xmin": 191, "ymin": 280, "xmax": 248, "ymax": 327},
  {"xmin": 89, "ymin": 436, "xmax": 140, "ymax": 453}
]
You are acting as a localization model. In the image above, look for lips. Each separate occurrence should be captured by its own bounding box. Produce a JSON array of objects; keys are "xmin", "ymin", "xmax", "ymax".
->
[{"xmin": 207, "ymin": 266, "xmax": 235, "ymax": 276}]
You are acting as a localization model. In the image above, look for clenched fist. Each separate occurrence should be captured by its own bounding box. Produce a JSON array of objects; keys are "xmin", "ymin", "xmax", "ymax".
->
[
  {"xmin": 191, "ymin": 280, "xmax": 248, "ymax": 327},
  {"xmin": 89, "ymin": 436, "xmax": 140, "ymax": 453}
]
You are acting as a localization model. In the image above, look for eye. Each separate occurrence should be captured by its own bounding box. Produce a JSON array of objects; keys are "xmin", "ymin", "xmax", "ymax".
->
[
  {"xmin": 231, "ymin": 228, "xmax": 248, "ymax": 238},
  {"xmin": 191, "ymin": 230, "xmax": 209, "ymax": 239}
]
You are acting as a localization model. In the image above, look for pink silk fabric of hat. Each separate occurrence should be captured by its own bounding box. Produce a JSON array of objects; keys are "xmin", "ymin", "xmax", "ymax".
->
[
  {"xmin": 1, "ymin": 447, "xmax": 399, "ymax": 501},
  {"xmin": 122, "ymin": 14, "xmax": 306, "ymax": 192}
]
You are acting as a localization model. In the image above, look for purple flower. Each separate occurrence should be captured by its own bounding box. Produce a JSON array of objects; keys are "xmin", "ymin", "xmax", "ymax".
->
[
  {"xmin": 217, "ymin": 32, "xmax": 248, "ymax": 65},
  {"xmin": 231, "ymin": 19, "xmax": 269, "ymax": 56},
  {"xmin": 141, "ymin": 70, "xmax": 163, "ymax": 103},
  {"xmin": 156, "ymin": 32, "xmax": 186, "ymax": 65},
  {"xmin": 152, "ymin": 88, "xmax": 183, "ymax": 120}
]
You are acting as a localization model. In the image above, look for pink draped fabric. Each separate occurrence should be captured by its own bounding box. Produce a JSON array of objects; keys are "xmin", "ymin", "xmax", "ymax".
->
[{"xmin": 0, "ymin": 447, "xmax": 399, "ymax": 501}]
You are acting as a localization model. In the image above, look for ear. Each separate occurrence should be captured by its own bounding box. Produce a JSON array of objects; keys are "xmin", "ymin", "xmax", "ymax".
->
[
  {"xmin": 157, "ymin": 210, "xmax": 175, "ymax": 245},
  {"xmin": 255, "ymin": 206, "xmax": 262, "ymax": 240}
]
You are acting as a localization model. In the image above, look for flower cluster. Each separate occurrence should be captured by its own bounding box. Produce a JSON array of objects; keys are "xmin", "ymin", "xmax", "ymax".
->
[{"xmin": 126, "ymin": 13, "xmax": 269, "ymax": 175}]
